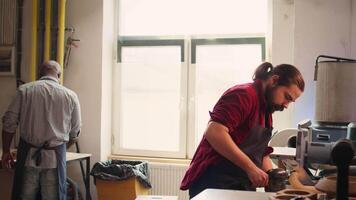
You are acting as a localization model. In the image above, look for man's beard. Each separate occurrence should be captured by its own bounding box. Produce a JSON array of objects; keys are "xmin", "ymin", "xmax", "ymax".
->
[{"xmin": 265, "ymin": 86, "xmax": 285, "ymax": 113}]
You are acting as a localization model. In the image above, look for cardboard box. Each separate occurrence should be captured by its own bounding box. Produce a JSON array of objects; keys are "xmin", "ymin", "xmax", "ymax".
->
[{"xmin": 96, "ymin": 177, "xmax": 150, "ymax": 200}]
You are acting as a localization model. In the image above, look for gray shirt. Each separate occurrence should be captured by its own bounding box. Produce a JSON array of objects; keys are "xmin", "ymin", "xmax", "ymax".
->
[{"xmin": 2, "ymin": 76, "xmax": 81, "ymax": 168}]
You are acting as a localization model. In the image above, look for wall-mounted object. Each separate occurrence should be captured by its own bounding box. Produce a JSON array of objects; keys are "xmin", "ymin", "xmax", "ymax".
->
[
  {"xmin": 0, "ymin": 45, "xmax": 15, "ymax": 76},
  {"xmin": 314, "ymin": 55, "xmax": 356, "ymax": 124}
]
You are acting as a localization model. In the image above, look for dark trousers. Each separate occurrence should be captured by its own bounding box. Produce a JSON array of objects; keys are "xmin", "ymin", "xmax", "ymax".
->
[{"xmin": 188, "ymin": 163, "xmax": 254, "ymax": 199}]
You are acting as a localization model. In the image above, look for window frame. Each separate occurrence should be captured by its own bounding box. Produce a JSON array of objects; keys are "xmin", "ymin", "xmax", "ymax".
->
[
  {"xmin": 113, "ymin": 36, "xmax": 266, "ymax": 159},
  {"xmin": 117, "ymin": 36, "xmax": 185, "ymax": 62},
  {"xmin": 190, "ymin": 37, "xmax": 266, "ymax": 64},
  {"xmin": 113, "ymin": 36, "xmax": 188, "ymax": 158},
  {"xmin": 187, "ymin": 36, "xmax": 266, "ymax": 158}
]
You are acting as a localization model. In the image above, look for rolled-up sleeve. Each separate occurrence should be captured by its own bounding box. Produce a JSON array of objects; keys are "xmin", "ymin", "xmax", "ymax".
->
[
  {"xmin": 209, "ymin": 91, "xmax": 252, "ymax": 134},
  {"xmin": 2, "ymin": 90, "xmax": 22, "ymax": 133},
  {"xmin": 69, "ymin": 94, "xmax": 81, "ymax": 138}
]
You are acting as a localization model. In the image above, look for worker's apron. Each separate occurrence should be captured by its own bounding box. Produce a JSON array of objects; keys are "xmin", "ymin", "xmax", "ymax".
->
[
  {"xmin": 189, "ymin": 123, "xmax": 272, "ymax": 199},
  {"xmin": 12, "ymin": 139, "xmax": 67, "ymax": 200}
]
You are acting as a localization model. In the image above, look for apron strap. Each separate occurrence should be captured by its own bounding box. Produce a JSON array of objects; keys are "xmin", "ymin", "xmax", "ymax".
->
[
  {"xmin": 55, "ymin": 143, "xmax": 67, "ymax": 200},
  {"xmin": 11, "ymin": 139, "xmax": 31, "ymax": 200}
]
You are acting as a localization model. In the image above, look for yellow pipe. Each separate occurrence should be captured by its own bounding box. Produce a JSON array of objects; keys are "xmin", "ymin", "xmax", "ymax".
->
[
  {"xmin": 57, "ymin": 0, "xmax": 66, "ymax": 83},
  {"xmin": 44, "ymin": 0, "xmax": 52, "ymax": 61},
  {"xmin": 30, "ymin": 0, "xmax": 38, "ymax": 81}
]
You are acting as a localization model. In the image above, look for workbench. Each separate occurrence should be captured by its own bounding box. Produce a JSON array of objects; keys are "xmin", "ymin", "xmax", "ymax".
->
[
  {"xmin": 66, "ymin": 152, "xmax": 92, "ymax": 200},
  {"xmin": 191, "ymin": 148, "xmax": 296, "ymax": 200},
  {"xmin": 192, "ymin": 189, "xmax": 274, "ymax": 200},
  {"xmin": 0, "ymin": 151, "xmax": 92, "ymax": 200}
]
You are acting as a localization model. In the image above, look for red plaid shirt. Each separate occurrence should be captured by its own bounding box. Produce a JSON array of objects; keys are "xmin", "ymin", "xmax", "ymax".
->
[{"xmin": 180, "ymin": 80, "xmax": 273, "ymax": 190}]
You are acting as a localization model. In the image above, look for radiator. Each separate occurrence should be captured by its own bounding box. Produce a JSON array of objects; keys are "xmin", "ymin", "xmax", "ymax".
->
[
  {"xmin": 148, "ymin": 162, "xmax": 189, "ymax": 200},
  {"xmin": 0, "ymin": 0, "xmax": 17, "ymax": 44}
]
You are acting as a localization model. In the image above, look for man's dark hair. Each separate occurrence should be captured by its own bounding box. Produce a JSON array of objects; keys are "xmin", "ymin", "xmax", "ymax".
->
[{"xmin": 253, "ymin": 62, "xmax": 305, "ymax": 92}]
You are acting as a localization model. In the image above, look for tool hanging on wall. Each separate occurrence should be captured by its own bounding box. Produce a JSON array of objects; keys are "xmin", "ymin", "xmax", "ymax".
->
[{"xmin": 64, "ymin": 27, "xmax": 80, "ymax": 69}]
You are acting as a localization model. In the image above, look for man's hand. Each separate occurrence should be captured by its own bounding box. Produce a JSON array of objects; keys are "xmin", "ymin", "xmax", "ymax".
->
[
  {"xmin": 2, "ymin": 130, "xmax": 15, "ymax": 168},
  {"xmin": 1, "ymin": 152, "xmax": 14, "ymax": 169},
  {"xmin": 246, "ymin": 166, "xmax": 269, "ymax": 188}
]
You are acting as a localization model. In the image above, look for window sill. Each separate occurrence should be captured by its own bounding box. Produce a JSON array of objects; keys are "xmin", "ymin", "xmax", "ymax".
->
[{"xmin": 109, "ymin": 154, "xmax": 191, "ymax": 165}]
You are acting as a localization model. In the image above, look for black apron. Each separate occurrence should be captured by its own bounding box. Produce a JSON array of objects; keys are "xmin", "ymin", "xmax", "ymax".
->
[
  {"xmin": 189, "ymin": 123, "xmax": 272, "ymax": 199},
  {"xmin": 12, "ymin": 139, "xmax": 67, "ymax": 200}
]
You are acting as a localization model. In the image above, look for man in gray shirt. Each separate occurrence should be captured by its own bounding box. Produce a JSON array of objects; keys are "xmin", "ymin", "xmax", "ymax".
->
[{"xmin": 1, "ymin": 60, "xmax": 81, "ymax": 200}]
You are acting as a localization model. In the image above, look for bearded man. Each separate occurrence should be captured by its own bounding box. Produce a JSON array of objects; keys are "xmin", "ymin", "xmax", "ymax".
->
[{"xmin": 180, "ymin": 62, "xmax": 305, "ymax": 199}]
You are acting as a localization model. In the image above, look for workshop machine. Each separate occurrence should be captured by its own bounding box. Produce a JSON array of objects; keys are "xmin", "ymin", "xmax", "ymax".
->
[{"xmin": 295, "ymin": 55, "xmax": 356, "ymax": 199}]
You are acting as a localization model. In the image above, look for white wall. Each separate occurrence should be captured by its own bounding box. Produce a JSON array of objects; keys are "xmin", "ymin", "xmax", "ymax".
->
[
  {"xmin": 352, "ymin": 0, "xmax": 356, "ymax": 58},
  {"xmin": 65, "ymin": 0, "xmax": 114, "ymax": 198},
  {"xmin": 100, "ymin": 0, "xmax": 114, "ymax": 164},
  {"xmin": 292, "ymin": 0, "xmax": 352, "ymax": 125},
  {"xmin": 270, "ymin": 0, "xmax": 295, "ymax": 132},
  {"xmin": 271, "ymin": 0, "xmax": 353, "ymax": 130},
  {"xmin": 64, "ymin": 0, "xmax": 114, "ymax": 161}
]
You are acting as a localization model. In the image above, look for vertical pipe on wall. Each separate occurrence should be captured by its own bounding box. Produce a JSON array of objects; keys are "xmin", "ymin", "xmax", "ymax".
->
[
  {"xmin": 37, "ymin": 0, "xmax": 45, "ymax": 69},
  {"xmin": 57, "ymin": 0, "xmax": 65, "ymax": 83},
  {"xmin": 44, "ymin": 0, "xmax": 51, "ymax": 61},
  {"xmin": 16, "ymin": 0, "xmax": 24, "ymax": 87},
  {"xmin": 30, "ymin": 0, "xmax": 38, "ymax": 81}
]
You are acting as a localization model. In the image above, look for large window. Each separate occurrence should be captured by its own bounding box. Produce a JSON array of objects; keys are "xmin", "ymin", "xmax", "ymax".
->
[
  {"xmin": 191, "ymin": 38, "xmax": 265, "ymax": 157},
  {"xmin": 118, "ymin": 0, "xmax": 267, "ymax": 36},
  {"xmin": 113, "ymin": 0, "xmax": 268, "ymax": 159},
  {"xmin": 113, "ymin": 38, "xmax": 187, "ymax": 158}
]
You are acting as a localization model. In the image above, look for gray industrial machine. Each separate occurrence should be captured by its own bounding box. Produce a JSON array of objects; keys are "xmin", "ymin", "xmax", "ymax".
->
[
  {"xmin": 295, "ymin": 55, "xmax": 356, "ymax": 199},
  {"xmin": 296, "ymin": 120, "xmax": 356, "ymax": 167},
  {"xmin": 296, "ymin": 55, "xmax": 356, "ymax": 168}
]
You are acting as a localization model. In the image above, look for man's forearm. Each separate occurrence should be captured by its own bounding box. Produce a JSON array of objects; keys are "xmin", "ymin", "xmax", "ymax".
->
[
  {"xmin": 205, "ymin": 122, "xmax": 256, "ymax": 172},
  {"xmin": 205, "ymin": 121, "xmax": 270, "ymax": 187},
  {"xmin": 262, "ymin": 155, "xmax": 273, "ymax": 172},
  {"xmin": 2, "ymin": 130, "xmax": 15, "ymax": 153}
]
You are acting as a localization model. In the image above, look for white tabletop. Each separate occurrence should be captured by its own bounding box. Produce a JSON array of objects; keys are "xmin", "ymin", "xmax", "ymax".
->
[
  {"xmin": 0, "ymin": 150, "xmax": 92, "ymax": 162},
  {"xmin": 66, "ymin": 152, "xmax": 92, "ymax": 162},
  {"xmin": 192, "ymin": 189, "xmax": 274, "ymax": 200},
  {"xmin": 136, "ymin": 195, "xmax": 178, "ymax": 200}
]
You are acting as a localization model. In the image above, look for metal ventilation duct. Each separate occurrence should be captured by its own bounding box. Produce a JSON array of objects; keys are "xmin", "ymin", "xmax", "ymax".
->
[{"xmin": 314, "ymin": 56, "xmax": 356, "ymax": 124}]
